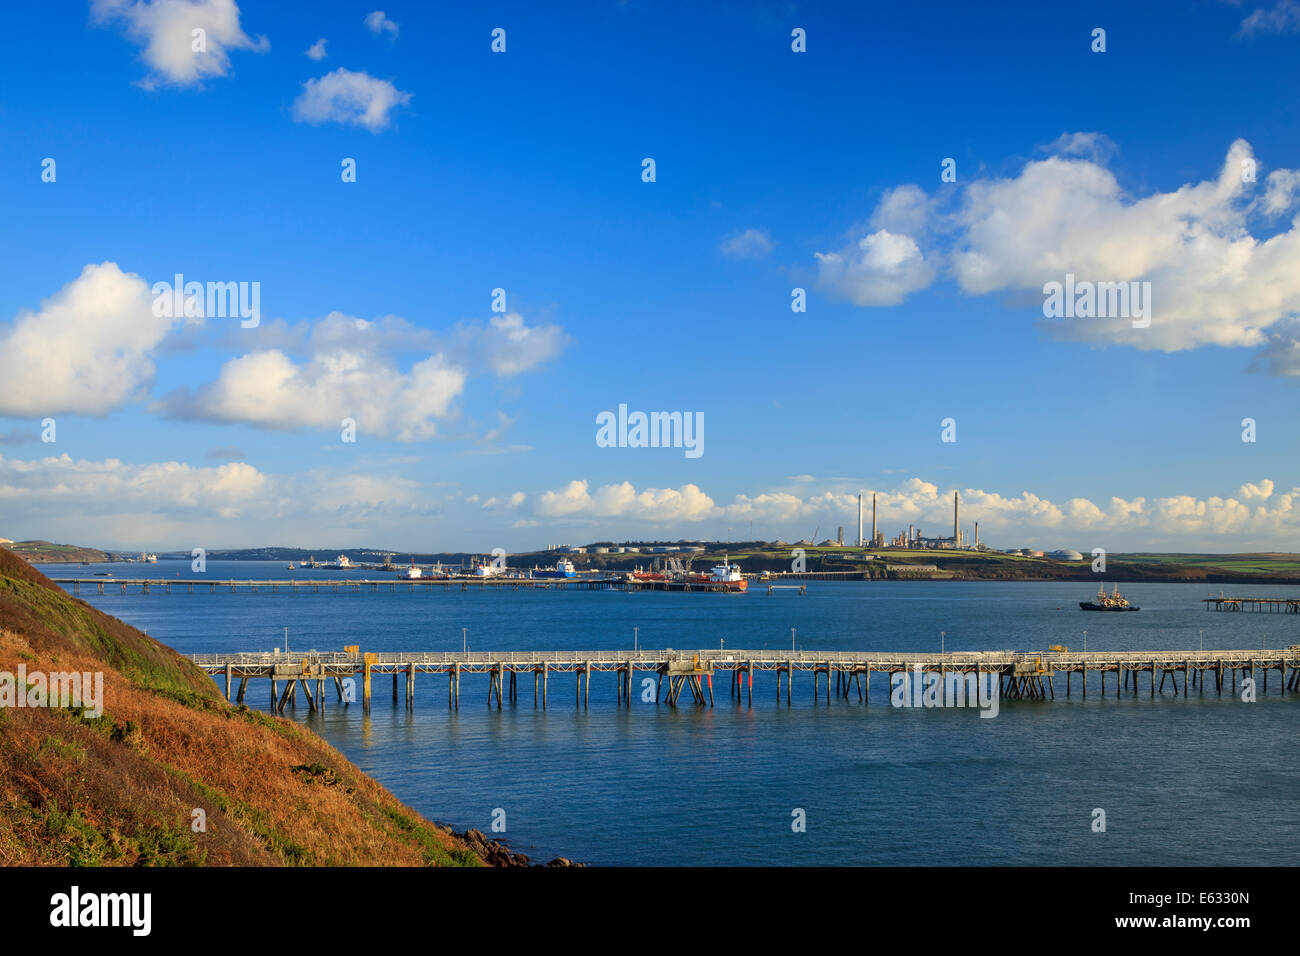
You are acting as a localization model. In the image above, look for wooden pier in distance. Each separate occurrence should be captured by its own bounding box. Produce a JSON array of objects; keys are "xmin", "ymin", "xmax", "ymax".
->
[
  {"xmin": 186, "ymin": 647, "xmax": 1300, "ymax": 714},
  {"xmin": 1203, "ymin": 596, "xmax": 1300, "ymax": 613}
]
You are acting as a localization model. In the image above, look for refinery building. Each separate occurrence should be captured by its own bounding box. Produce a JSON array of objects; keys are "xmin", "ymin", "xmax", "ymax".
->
[{"xmin": 856, "ymin": 490, "xmax": 982, "ymax": 551}]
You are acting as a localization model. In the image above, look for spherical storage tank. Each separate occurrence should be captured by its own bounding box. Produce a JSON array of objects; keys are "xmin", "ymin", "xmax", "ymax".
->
[{"xmin": 1048, "ymin": 549, "xmax": 1084, "ymax": 561}]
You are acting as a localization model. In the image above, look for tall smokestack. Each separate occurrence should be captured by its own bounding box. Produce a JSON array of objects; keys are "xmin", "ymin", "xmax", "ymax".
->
[
  {"xmin": 954, "ymin": 491, "xmax": 959, "ymax": 548},
  {"xmin": 975, "ymin": 521, "xmax": 979, "ymax": 550},
  {"xmin": 857, "ymin": 493, "xmax": 863, "ymax": 547},
  {"xmin": 872, "ymin": 493, "xmax": 877, "ymax": 546}
]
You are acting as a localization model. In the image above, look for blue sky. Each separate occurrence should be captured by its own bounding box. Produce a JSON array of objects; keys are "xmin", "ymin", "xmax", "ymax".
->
[{"xmin": 1, "ymin": 0, "xmax": 1299, "ymax": 553}]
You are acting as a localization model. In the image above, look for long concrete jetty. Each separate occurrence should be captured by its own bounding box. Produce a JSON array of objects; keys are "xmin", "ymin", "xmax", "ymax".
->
[
  {"xmin": 56, "ymin": 576, "xmax": 618, "ymax": 592},
  {"xmin": 53, "ymin": 577, "xmax": 748, "ymax": 594},
  {"xmin": 186, "ymin": 647, "xmax": 1300, "ymax": 713}
]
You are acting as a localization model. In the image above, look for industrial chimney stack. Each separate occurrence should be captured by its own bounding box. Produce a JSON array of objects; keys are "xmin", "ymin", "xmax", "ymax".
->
[
  {"xmin": 857, "ymin": 493, "xmax": 863, "ymax": 547},
  {"xmin": 954, "ymin": 491, "xmax": 959, "ymax": 549},
  {"xmin": 872, "ymin": 493, "xmax": 877, "ymax": 546}
]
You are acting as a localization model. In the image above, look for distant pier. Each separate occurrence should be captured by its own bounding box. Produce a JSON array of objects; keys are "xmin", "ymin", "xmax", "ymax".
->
[
  {"xmin": 53, "ymin": 577, "xmax": 766, "ymax": 595},
  {"xmin": 52, "ymin": 577, "xmax": 692, "ymax": 594},
  {"xmin": 185, "ymin": 647, "xmax": 1300, "ymax": 713},
  {"xmin": 1203, "ymin": 596, "xmax": 1300, "ymax": 613}
]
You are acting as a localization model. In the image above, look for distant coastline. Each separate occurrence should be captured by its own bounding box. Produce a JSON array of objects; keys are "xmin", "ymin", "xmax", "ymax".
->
[{"xmin": 15, "ymin": 538, "xmax": 1300, "ymax": 586}]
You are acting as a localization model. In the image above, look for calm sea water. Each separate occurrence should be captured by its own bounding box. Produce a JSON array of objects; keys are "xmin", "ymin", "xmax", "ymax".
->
[{"xmin": 50, "ymin": 561, "xmax": 1300, "ymax": 866}]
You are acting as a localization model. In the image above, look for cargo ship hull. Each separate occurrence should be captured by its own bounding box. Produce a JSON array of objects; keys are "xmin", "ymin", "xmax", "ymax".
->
[{"xmin": 629, "ymin": 579, "xmax": 747, "ymax": 592}]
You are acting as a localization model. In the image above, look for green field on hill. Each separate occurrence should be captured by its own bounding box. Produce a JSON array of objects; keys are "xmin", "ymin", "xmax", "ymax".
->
[{"xmin": 1115, "ymin": 553, "xmax": 1300, "ymax": 575}]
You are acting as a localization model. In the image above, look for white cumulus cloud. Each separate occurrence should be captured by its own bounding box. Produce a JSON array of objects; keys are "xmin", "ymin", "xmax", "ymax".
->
[
  {"xmin": 815, "ymin": 229, "xmax": 935, "ymax": 306},
  {"xmin": 1236, "ymin": 0, "xmax": 1300, "ymax": 36},
  {"xmin": 0, "ymin": 262, "xmax": 188, "ymax": 416},
  {"xmin": 92, "ymin": 0, "xmax": 269, "ymax": 88},
  {"xmin": 0, "ymin": 453, "xmax": 433, "ymax": 548},
  {"xmin": 160, "ymin": 345, "xmax": 466, "ymax": 441},
  {"xmin": 364, "ymin": 10, "xmax": 398, "ymax": 37},
  {"xmin": 813, "ymin": 137, "xmax": 1300, "ymax": 367},
  {"xmin": 720, "ymin": 228, "xmax": 775, "ymax": 260},
  {"xmin": 452, "ymin": 313, "xmax": 569, "ymax": 376},
  {"xmin": 0, "ymin": 454, "xmax": 268, "ymax": 525},
  {"xmin": 536, "ymin": 480, "xmax": 717, "ymax": 522},
  {"xmin": 292, "ymin": 68, "xmax": 412, "ymax": 132},
  {"xmin": 160, "ymin": 308, "xmax": 567, "ymax": 440},
  {"xmin": 1239, "ymin": 479, "xmax": 1275, "ymax": 500},
  {"xmin": 526, "ymin": 475, "xmax": 1300, "ymax": 551}
]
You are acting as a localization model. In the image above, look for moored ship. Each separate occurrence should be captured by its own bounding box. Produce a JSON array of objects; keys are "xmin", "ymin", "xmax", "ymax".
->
[
  {"xmin": 707, "ymin": 557, "xmax": 748, "ymax": 592},
  {"xmin": 532, "ymin": 559, "xmax": 576, "ymax": 579},
  {"xmin": 1080, "ymin": 582, "xmax": 1139, "ymax": 611}
]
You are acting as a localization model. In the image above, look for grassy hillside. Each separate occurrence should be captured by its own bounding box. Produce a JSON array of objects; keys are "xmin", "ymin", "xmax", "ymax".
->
[
  {"xmin": 0, "ymin": 547, "xmax": 486, "ymax": 867},
  {"xmin": 7, "ymin": 540, "xmax": 112, "ymax": 564}
]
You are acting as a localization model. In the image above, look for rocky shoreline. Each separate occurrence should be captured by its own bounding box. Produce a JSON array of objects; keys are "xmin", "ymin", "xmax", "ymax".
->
[{"xmin": 444, "ymin": 825, "xmax": 585, "ymax": 868}]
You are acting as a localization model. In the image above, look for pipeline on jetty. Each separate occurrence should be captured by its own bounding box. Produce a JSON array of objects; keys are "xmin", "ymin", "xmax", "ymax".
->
[{"xmin": 186, "ymin": 648, "xmax": 1300, "ymax": 713}]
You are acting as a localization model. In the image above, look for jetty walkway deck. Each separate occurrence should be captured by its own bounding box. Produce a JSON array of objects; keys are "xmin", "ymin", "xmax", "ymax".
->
[{"xmin": 185, "ymin": 647, "xmax": 1300, "ymax": 713}]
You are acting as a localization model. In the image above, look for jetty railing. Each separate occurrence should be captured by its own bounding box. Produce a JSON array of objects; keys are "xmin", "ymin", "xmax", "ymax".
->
[{"xmin": 186, "ymin": 647, "xmax": 1292, "ymax": 667}]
